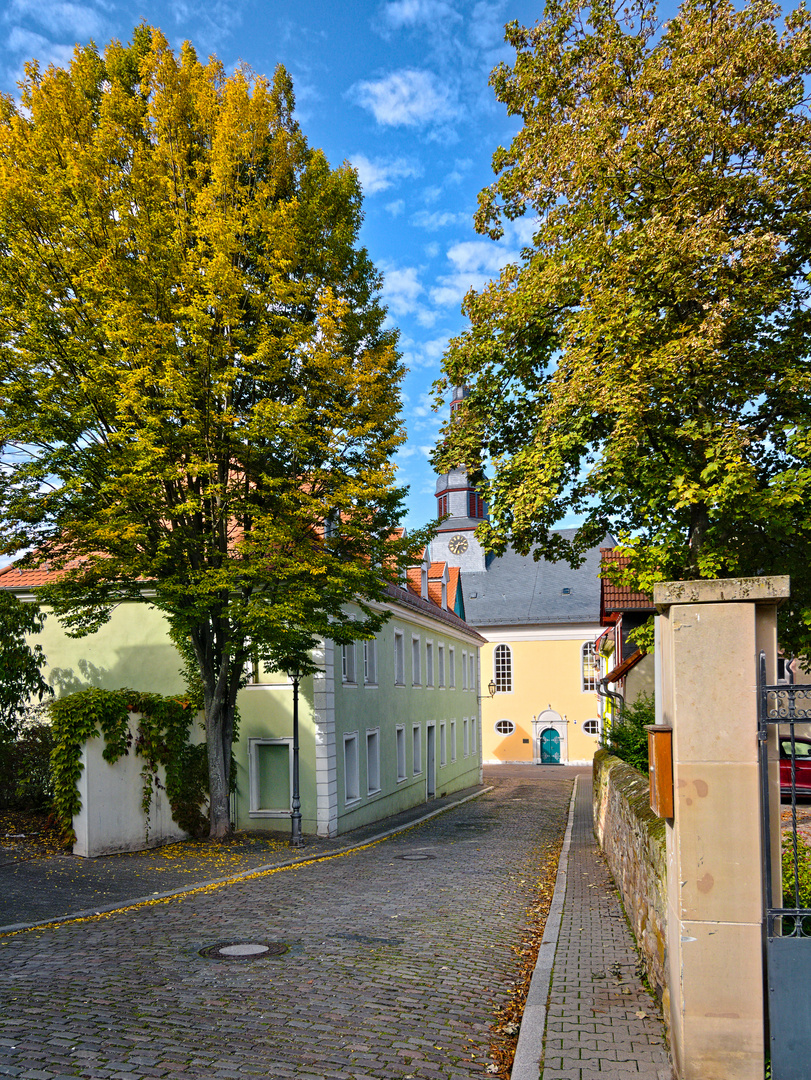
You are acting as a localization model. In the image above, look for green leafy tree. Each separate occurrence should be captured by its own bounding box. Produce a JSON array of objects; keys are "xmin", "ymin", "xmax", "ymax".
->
[
  {"xmin": 0, "ymin": 592, "xmax": 51, "ymax": 741},
  {"xmin": 435, "ymin": 0, "xmax": 811, "ymax": 651},
  {"xmin": 0, "ymin": 27, "xmax": 425, "ymax": 836},
  {"xmin": 0, "ymin": 593, "xmax": 52, "ymax": 810}
]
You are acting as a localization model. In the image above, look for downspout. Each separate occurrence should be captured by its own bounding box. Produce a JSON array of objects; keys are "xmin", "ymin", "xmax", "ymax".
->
[{"xmin": 598, "ymin": 676, "xmax": 625, "ymax": 727}]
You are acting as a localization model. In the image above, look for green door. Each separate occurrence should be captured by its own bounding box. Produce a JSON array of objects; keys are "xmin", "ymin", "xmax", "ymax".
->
[{"xmin": 540, "ymin": 728, "xmax": 561, "ymax": 764}]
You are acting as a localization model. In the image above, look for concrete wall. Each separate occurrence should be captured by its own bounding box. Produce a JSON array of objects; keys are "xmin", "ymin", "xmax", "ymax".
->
[
  {"xmin": 74, "ymin": 711, "xmax": 205, "ymax": 857},
  {"xmin": 593, "ymin": 749, "xmax": 669, "ymax": 1033}
]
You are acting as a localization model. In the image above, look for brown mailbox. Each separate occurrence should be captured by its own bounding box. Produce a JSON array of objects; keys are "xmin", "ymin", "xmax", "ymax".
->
[{"xmin": 645, "ymin": 725, "xmax": 673, "ymax": 819}]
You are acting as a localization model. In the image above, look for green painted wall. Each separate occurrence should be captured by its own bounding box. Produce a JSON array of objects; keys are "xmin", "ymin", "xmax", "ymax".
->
[
  {"xmin": 333, "ymin": 606, "xmax": 482, "ymax": 833},
  {"xmin": 16, "ymin": 593, "xmax": 482, "ymax": 839}
]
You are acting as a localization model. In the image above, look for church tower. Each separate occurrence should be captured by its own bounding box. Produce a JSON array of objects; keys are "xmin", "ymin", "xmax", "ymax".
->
[{"xmin": 431, "ymin": 386, "xmax": 488, "ymax": 573}]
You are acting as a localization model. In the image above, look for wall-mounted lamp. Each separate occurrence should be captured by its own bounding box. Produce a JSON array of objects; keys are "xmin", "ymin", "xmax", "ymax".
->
[{"xmin": 487, "ymin": 679, "xmax": 496, "ymax": 698}]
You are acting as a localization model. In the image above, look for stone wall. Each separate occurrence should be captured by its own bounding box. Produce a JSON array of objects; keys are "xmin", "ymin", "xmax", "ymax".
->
[{"xmin": 593, "ymin": 749, "xmax": 669, "ymax": 1032}]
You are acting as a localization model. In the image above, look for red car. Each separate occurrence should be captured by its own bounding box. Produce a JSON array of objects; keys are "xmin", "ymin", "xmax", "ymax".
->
[{"xmin": 780, "ymin": 736, "xmax": 811, "ymax": 798}]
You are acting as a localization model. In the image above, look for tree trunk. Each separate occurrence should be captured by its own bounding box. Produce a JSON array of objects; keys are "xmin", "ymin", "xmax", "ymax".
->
[
  {"xmin": 192, "ymin": 624, "xmax": 236, "ymax": 839},
  {"xmin": 205, "ymin": 697, "xmax": 232, "ymax": 838}
]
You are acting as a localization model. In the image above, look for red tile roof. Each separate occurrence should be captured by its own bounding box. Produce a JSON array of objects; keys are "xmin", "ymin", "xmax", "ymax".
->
[{"xmin": 600, "ymin": 549, "xmax": 655, "ymax": 615}]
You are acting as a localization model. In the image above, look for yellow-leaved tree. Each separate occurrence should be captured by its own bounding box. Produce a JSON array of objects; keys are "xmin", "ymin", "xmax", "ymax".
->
[{"xmin": 0, "ymin": 26, "xmax": 425, "ymax": 836}]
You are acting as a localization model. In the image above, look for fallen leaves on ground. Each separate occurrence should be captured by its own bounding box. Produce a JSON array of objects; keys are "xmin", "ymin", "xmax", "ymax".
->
[
  {"xmin": 487, "ymin": 836, "xmax": 563, "ymax": 1079},
  {"xmin": 0, "ymin": 809, "xmax": 69, "ymax": 858}
]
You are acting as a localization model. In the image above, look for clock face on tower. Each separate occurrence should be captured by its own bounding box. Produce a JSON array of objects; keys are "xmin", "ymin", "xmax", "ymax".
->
[{"xmin": 449, "ymin": 534, "xmax": 469, "ymax": 555}]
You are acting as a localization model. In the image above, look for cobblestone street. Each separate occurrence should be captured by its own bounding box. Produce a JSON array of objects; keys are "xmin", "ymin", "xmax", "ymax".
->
[{"xmin": 1, "ymin": 767, "xmax": 576, "ymax": 1080}]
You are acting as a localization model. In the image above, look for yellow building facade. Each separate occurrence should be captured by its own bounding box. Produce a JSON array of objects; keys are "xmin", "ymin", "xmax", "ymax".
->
[{"xmin": 479, "ymin": 630, "xmax": 603, "ymax": 765}]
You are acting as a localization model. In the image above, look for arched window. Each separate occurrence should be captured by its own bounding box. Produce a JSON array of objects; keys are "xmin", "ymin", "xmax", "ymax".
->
[
  {"xmin": 494, "ymin": 643, "xmax": 512, "ymax": 692},
  {"xmin": 581, "ymin": 641, "xmax": 599, "ymax": 692}
]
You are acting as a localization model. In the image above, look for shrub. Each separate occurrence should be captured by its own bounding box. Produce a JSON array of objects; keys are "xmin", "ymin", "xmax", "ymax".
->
[
  {"xmin": 783, "ymin": 833, "xmax": 811, "ymax": 909},
  {"xmin": 603, "ymin": 693, "xmax": 655, "ymax": 774}
]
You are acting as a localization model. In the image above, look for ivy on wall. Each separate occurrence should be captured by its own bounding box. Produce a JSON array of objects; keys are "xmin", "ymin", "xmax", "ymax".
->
[{"xmin": 49, "ymin": 688, "xmax": 209, "ymax": 841}]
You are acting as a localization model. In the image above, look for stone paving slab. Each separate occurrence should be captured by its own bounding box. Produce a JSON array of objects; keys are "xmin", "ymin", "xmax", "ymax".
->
[
  {"xmin": 1, "ymin": 767, "xmax": 576, "ymax": 1080},
  {"xmin": 0, "ymin": 785, "xmax": 491, "ymax": 931},
  {"xmin": 536, "ymin": 777, "xmax": 672, "ymax": 1080}
]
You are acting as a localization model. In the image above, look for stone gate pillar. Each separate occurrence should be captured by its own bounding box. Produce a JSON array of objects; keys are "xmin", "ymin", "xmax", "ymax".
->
[{"xmin": 654, "ymin": 576, "xmax": 788, "ymax": 1080}]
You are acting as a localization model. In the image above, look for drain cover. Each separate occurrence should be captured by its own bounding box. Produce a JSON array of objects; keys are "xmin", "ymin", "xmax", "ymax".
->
[
  {"xmin": 400, "ymin": 853, "xmax": 435, "ymax": 861},
  {"xmin": 199, "ymin": 941, "xmax": 288, "ymax": 960}
]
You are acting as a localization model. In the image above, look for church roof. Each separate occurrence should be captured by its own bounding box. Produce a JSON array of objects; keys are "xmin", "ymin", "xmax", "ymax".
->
[{"xmin": 460, "ymin": 529, "xmax": 613, "ymax": 627}]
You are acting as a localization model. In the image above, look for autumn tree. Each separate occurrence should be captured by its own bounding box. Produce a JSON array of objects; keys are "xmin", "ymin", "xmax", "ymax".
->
[
  {"xmin": 0, "ymin": 27, "xmax": 423, "ymax": 836},
  {"xmin": 435, "ymin": 0, "xmax": 811, "ymax": 650}
]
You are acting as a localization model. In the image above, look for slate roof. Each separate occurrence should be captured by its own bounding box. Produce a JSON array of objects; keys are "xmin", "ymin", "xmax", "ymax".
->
[
  {"xmin": 600, "ymin": 549, "xmax": 656, "ymax": 614},
  {"xmin": 460, "ymin": 530, "xmax": 614, "ymax": 627}
]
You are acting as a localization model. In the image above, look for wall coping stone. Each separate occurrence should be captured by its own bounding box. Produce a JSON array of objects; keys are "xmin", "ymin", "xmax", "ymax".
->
[{"xmin": 653, "ymin": 575, "xmax": 789, "ymax": 608}]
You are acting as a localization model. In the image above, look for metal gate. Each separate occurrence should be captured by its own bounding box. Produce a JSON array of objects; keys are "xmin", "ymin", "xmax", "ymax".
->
[{"xmin": 758, "ymin": 652, "xmax": 811, "ymax": 1080}]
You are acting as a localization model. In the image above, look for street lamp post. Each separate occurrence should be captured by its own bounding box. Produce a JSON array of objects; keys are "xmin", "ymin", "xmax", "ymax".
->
[{"xmin": 287, "ymin": 668, "xmax": 303, "ymax": 847}]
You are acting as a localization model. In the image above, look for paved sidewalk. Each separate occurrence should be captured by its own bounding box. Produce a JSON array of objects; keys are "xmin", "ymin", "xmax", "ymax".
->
[{"xmin": 516, "ymin": 776, "xmax": 672, "ymax": 1080}]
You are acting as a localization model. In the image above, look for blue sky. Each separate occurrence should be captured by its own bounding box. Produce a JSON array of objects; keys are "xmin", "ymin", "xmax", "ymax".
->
[{"xmin": 0, "ymin": 0, "xmax": 546, "ymax": 533}]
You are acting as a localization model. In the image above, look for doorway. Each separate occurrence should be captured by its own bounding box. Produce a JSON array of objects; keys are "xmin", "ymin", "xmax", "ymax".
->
[{"xmin": 540, "ymin": 727, "xmax": 561, "ymax": 764}]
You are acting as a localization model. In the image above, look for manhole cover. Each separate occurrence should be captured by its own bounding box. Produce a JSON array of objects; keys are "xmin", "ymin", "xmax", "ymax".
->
[
  {"xmin": 399, "ymin": 853, "xmax": 435, "ymax": 861},
  {"xmin": 199, "ymin": 941, "xmax": 288, "ymax": 960}
]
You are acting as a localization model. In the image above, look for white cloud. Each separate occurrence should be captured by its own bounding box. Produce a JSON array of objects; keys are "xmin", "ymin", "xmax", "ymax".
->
[
  {"xmin": 468, "ymin": 1, "xmax": 507, "ymax": 50},
  {"xmin": 424, "ymin": 241, "xmax": 440, "ymax": 258},
  {"xmin": 506, "ymin": 215, "xmax": 540, "ymax": 246},
  {"xmin": 380, "ymin": 263, "xmax": 439, "ymax": 328},
  {"xmin": 386, "ymin": 199, "xmax": 406, "ymax": 217},
  {"xmin": 400, "ymin": 333, "xmax": 449, "ymax": 370},
  {"xmin": 350, "ymin": 68, "xmax": 459, "ymax": 128},
  {"xmin": 379, "ymin": 0, "xmax": 462, "ymax": 32},
  {"xmin": 411, "ymin": 209, "xmax": 468, "ymax": 231},
  {"xmin": 6, "ymin": 26, "xmax": 74, "ymax": 69},
  {"xmin": 4, "ymin": 0, "xmax": 104, "ymax": 39},
  {"xmin": 430, "ymin": 238, "xmax": 519, "ymax": 309},
  {"xmin": 350, "ymin": 153, "xmax": 422, "ymax": 195},
  {"xmin": 447, "ymin": 239, "xmax": 519, "ymax": 274}
]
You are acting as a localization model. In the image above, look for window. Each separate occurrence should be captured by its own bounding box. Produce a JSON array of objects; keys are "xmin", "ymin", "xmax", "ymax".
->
[
  {"xmin": 342, "ymin": 642, "xmax": 356, "ymax": 684},
  {"xmin": 412, "ymin": 636, "xmax": 421, "ymax": 686},
  {"xmin": 469, "ymin": 653, "xmax": 477, "ymax": 692},
  {"xmin": 450, "ymin": 720, "xmax": 456, "ymax": 762},
  {"xmin": 366, "ymin": 729, "xmax": 380, "ymax": 795},
  {"xmin": 468, "ymin": 491, "xmax": 485, "ymax": 518},
  {"xmin": 495, "ymin": 719, "xmax": 515, "ymax": 736},
  {"xmin": 438, "ymin": 645, "xmax": 445, "ymax": 687},
  {"xmin": 413, "ymin": 724, "xmax": 422, "ymax": 774},
  {"xmin": 463, "ymin": 718, "xmax": 469, "ymax": 757},
  {"xmin": 344, "ymin": 734, "xmax": 360, "ymax": 803},
  {"xmin": 494, "ymin": 644, "xmax": 512, "ymax": 693},
  {"xmin": 449, "ymin": 647, "xmax": 456, "ymax": 688},
  {"xmin": 462, "ymin": 651, "xmax": 468, "ymax": 690},
  {"xmin": 438, "ymin": 492, "xmax": 449, "ymax": 519},
  {"xmin": 396, "ymin": 725, "xmax": 406, "ymax": 781},
  {"xmin": 394, "ymin": 631, "xmax": 405, "ymax": 685},
  {"xmin": 364, "ymin": 639, "xmax": 377, "ymax": 685},
  {"xmin": 248, "ymin": 739, "xmax": 291, "ymax": 816},
  {"xmin": 440, "ymin": 721, "xmax": 447, "ymax": 767},
  {"xmin": 471, "ymin": 716, "xmax": 477, "ymax": 753},
  {"xmin": 426, "ymin": 642, "xmax": 434, "ymax": 686},
  {"xmin": 582, "ymin": 641, "xmax": 599, "ymax": 692},
  {"xmin": 584, "ymin": 719, "xmax": 600, "ymax": 736}
]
